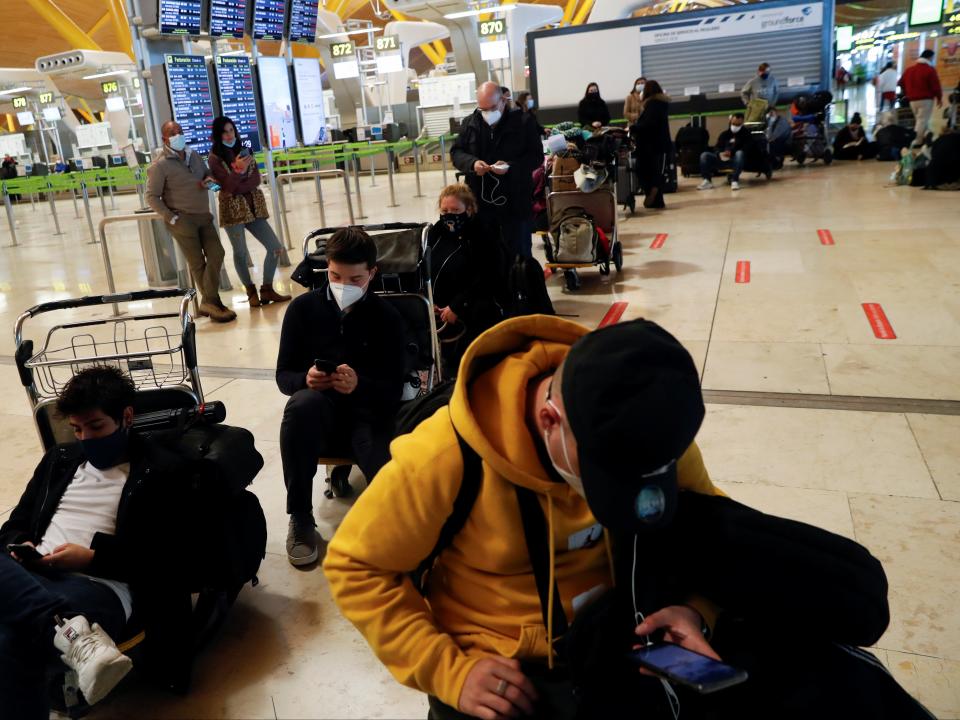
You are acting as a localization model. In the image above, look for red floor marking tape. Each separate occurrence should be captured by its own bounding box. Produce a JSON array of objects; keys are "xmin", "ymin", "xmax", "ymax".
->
[
  {"xmin": 862, "ymin": 303, "xmax": 897, "ymax": 340},
  {"xmin": 650, "ymin": 233, "xmax": 668, "ymax": 249},
  {"xmin": 817, "ymin": 229, "xmax": 835, "ymax": 246},
  {"xmin": 735, "ymin": 261, "xmax": 751, "ymax": 284},
  {"xmin": 598, "ymin": 302, "xmax": 628, "ymax": 328}
]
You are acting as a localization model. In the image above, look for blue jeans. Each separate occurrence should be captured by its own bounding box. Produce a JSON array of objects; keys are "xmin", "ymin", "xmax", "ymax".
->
[
  {"xmin": 224, "ymin": 218, "xmax": 283, "ymax": 286},
  {"xmin": 0, "ymin": 554, "xmax": 126, "ymax": 719},
  {"xmin": 701, "ymin": 150, "xmax": 745, "ymax": 182}
]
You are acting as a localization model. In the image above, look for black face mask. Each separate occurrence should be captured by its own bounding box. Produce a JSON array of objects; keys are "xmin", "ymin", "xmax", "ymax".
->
[
  {"xmin": 439, "ymin": 212, "xmax": 467, "ymax": 235},
  {"xmin": 82, "ymin": 424, "xmax": 130, "ymax": 470}
]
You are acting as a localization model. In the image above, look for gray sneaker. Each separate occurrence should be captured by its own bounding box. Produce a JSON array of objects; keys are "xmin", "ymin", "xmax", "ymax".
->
[{"xmin": 286, "ymin": 513, "xmax": 318, "ymax": 566}]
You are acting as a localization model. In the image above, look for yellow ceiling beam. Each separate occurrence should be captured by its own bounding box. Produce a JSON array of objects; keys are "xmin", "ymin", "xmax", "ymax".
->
[
  {"xmin": 572, "ymin": 0, "xmax": 596, "ymax": 24},
  {"xmin": 339, "ymin": 0, "xmax": 370, "ymax": 19},
  {"xmin": 23, "ymin": 0, "xmax": 104, "ymax": 51},
  {"xmin": 432, "ymin": 40, "xmax": 447, "ymax": 61},
  {"xmin": 561, "ymin": 0, "xmax": 580, "ymax": 25},
  {"xmin": 107, "ymin": 0, "xmax": 134, "ymax": 58},
  {"xmin": 88, "ymin": 10, "xmax": 112, "ymax": 37},
  {"xmin": 328, "ymin": 0, "xmax": 347, "ymax": 15},
  {"xmin": 389, "ymin": 8, "xmax": 444, "ymax": 67},
  {"xmin": 5, "ymin": 114, "xmax": 14, "ymax": 133}
]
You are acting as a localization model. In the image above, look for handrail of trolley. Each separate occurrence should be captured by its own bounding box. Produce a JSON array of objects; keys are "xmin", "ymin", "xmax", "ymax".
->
[
  {"xmin": 302, "ymin": 222, "xmax": 430, "ymax": 259},
  {"xmin": 14, "ymin": 288, "xmax": 196, "ymax": 349}
]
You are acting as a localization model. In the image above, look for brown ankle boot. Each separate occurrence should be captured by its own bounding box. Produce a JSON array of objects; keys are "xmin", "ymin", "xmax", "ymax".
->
[
  {"xmin": 245, "ymin": 284, "xmax": 262, "ymax": 307},
  {"xmin": 259, "ymin": 283, "xmax": 291, "ymax": 304}
]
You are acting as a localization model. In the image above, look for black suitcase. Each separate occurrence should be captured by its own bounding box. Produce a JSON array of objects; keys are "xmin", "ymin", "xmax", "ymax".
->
[
  {"xmin": 675, "ymin": 124, "xmax": 709, "ymax": 177},
  {"xmin": 660, "ymin": 148, "xmax": 678, "ymax": 194}
]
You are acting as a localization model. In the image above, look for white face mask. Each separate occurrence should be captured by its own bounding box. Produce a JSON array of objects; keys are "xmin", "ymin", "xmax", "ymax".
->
[
  {"xmin": 544, "ymin": 398, "xmax": 585, "ymax": 496},
  {"xmin": 636, "ymin": 83, "xmax": 645, "ymax": 93},
  {"xmin": 481, "ymin": 108, "xmax": 502, "ymax": 126},
  {"xmin": 730, "ymin": 124, "xmax": 743, "ymax": 134},
  {"xmin": 329, "ymin": 280, "xmax": 367, "ymax": 310},
  {"xmin": 168, "ymin": 134, "xmax": 187, "ymax": 152},
  {"xmin": 526, "ymin": 98, "xmax": 535, "ymax": 110}
]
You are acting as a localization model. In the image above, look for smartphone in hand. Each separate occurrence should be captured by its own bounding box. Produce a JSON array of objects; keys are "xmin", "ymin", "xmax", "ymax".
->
[
  {"xmin": 314, "ymin": 358, "xmax": 338, "ymax": 374},
  {"xmin": 7, "ymin": 543, "xmax": 43, "ymax": 562},
  {"xmin": 628, "ymin": 642, "xmax": 748, "ymax": 694}
]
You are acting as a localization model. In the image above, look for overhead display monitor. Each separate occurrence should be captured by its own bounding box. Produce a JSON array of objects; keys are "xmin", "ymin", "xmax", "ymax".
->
[
  {"xmin": 257, "ymin": 56, "xmax": 297, "ymax": 149},
  {"xmin": 165, "ymin": 54, "xmax": 215, "ymax": 154},
  {"xmin": 209, "ymin": 0, "xmax": 248, "ymax": 38},
  {"xmin": 292, "ymin": 57, "xmax": 326, "ymax": 145},
  {"xmin": 909, "ymin": 0, "xmax": 944, "ymax": 26},
  {"xmin": 17, "ymin": 111, "xmax": 36, "ymax": 126},
  {"xmin": 215, "ymin": 55, "xmax": 263, "ymax": 152},
  {"xmin": 289, "ymin": 0, "xmax": 319, "ymax": 43},
  {"xmin": 105, "ymin": 96, "xmax": 126, "ymax": 112},
  {"xmin": 836, "ymin": 25, "xmax": 854, "ymax": 52},
  {"xmin": 159, "ymin": 0, "xmax": 202, "ymax": 35},
  {"xmin": 42, "ymin": 107, "xmax": 62, "ymax": 122},
  {"xmin": 252, "ymin": 0, "xmax": 287, "ymax": 40}
]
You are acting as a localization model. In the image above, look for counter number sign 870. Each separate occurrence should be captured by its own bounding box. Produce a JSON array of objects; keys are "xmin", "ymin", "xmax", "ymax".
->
[
  {"xmin": 478, "ymin": 19, "xmax": 507, "ymax": 37},
  {"xmin": 331, "ymin": 41, "xmax": 355, "ymax": 58}
]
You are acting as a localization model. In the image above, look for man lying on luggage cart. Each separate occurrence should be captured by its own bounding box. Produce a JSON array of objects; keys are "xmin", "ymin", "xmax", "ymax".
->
[{"xmin": 0, "ymin": 367, "xmax": 195, "ymax": 718}]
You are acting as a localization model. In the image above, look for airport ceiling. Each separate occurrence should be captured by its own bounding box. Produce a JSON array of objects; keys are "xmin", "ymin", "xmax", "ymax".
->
[{"xmin": 2, "ymin": 0, "xmax": 911, "ymax": 76}]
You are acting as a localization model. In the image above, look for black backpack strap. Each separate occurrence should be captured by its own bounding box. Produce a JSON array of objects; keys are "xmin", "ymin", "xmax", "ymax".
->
[
  {"xmin": 515, "ymin": 486, "xmax": 569, "ymax": 639},
  {"xmin": 413, "ymin": 428, "xmax": 483, "ymax": 593}
]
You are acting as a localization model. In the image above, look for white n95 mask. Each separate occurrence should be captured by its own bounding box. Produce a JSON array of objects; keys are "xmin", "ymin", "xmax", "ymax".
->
[
  {"xmin": 481, "ymin": 109, "xmax": 502, "ymax": 126},
  {"xmin": 329, "ymin": 281, "xmax": 366, "ymax": 311}
]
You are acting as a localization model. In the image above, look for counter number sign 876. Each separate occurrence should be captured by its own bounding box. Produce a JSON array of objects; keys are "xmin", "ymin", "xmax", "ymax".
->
[{"xmin": 478, "ymin": 19, "xmax": 507, "ymax": 37}]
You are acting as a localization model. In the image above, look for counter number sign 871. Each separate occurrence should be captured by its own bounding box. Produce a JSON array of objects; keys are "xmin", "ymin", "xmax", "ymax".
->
[{"xmin": 478, "ymin": 19, "xmax": 507, "ymax": 37}]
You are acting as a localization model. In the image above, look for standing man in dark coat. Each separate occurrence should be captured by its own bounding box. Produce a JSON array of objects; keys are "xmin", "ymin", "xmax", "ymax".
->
[{"xmin": 451, "ymin": 81, "xmax": 544, "ymax": 258}]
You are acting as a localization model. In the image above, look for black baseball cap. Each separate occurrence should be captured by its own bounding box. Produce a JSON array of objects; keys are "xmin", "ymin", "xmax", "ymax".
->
[{"xmin": 560, "ymin": 319, "xmax": 705, "ymax": 533}]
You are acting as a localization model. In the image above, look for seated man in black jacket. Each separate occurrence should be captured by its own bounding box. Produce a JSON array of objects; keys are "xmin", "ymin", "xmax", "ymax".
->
[
  {"xmin": 698, "ymin": 113, "xmax": 756, "ymax": 191},
  {"xmin": 0, "ymin": 366, "xmax": 192, "ymax": 719},
  {"xmin": 277, "ymin": 227, "xmax": 406, "ymax": 566}
]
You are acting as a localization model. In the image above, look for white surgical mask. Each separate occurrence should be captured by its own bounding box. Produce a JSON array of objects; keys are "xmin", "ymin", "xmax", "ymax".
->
[
  {"xmin": 329, "ymin": 280, "xmax": 367, "ymax": 311},
  {"xmin": 544, "ymin": 398, "xmax": 585, "ymax": 496},
  {"xmin": 730, "ymin": 124, "xmax": 743, "ymax": 134},
  {"xmin": 526, "ymin": 98, "xmax": 535, "ymax": 110},
  {"xmin": 481, "ymin": 109, "xmax": 502, "ymax": 126},
  {"xmin": 168, "ymin": 134, "xmax": 187, "ymax": 152},
  {"xmin": 635, "ymin": 83, "xmax": 645, "ymax": 93}
]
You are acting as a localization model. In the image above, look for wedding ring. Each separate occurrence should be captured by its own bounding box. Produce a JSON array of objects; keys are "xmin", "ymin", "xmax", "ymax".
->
[{"xmin": 495, "ymin": 679, "xmax": 508, "ymax": 696}]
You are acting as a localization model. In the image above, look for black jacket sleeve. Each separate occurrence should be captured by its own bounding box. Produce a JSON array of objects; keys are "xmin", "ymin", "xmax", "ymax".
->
[
  {"xmin": 577, "ymin": 99, "xmax": 590, "ymax": 128},
  {"xmin": 518, "ymin": 113, "xmax": 546, "ymax": 176},
  {"xmin": 352, "ymin": 302, "xmax": 406, "ymax": 410},
  {"xmin": 276, "ymin": 297, "xmax": 310, "ymax": 395},
  {"xmin": 0, "ymin": 451, "xmax": 55, "ymax": 547},
  {"xmin": 451, "ymin": 116, "xmax": 481, "ymax": 176},
  {"xmin": 600, "ymin": 102, "xmax": 611, "ymax": 127},
  {"xmin": 449, "ymin": 218, "xmax": 503, "ymax": 318}
]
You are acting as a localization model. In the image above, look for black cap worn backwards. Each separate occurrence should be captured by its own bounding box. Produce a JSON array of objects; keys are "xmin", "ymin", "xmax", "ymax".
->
[{"xmin": 560, "ymin": 319, "xmax": 705, "ymax": 533}]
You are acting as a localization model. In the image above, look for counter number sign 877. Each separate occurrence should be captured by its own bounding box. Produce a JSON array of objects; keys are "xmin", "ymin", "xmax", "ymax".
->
[
  {"xmin": 331, "ymin": 41, "xmax": 355, "ymax": 58},
  {"xmin": 478, "ymin": 19, "xmax": 507, "ymax": 37}
]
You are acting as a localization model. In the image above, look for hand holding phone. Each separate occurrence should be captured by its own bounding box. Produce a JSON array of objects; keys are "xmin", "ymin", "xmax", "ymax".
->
[
  {"xmin": 490, "ymin": 161, "xmax": 510, "ymax": 175},
  {"xmin": 314, "ymin": 358, "xmax": 338, "ymax": 374},
  {"xmin": 628, "ymin": 642, "xmax": 748, "ymax": 694},
  {"xmin": 8, "ymin": 543, "xmax": 42, "ymax": 562}
]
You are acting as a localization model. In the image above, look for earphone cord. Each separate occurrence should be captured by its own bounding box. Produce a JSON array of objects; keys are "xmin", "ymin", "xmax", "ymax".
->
[{"xmin": 481, "ymin": 172, "xmax": 507, "ymax": 207}]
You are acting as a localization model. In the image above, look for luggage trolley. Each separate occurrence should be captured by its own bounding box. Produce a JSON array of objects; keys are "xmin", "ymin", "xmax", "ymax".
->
[
  {"xmin": 14, "ymin": 288, "xmax": 206, "ymax": 450},
  {"xmin": 543, "ymin": 189, "xmax": 623, "ymax": 292}
]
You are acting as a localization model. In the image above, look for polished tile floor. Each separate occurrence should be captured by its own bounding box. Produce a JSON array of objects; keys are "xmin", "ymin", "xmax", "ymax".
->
[{"xmin": 1, "ymin": 158, "xmax": 959, "ymax": 718}]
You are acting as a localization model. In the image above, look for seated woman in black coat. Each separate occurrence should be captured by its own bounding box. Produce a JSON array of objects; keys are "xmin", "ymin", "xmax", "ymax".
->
[
  {"xmin": 428, "ymin": 183, "xmax": 506, "ymax": 370},
  {"xmin": 629, "ymin": 80, "xmax": 672, "ymax": 209},
  {"xmin": 833, "ymin": 113, "xmax": 877, "ymax": 160},
  {"xmin": 578, "ymin": 82, "xmax": 611, "ymax": 130}
]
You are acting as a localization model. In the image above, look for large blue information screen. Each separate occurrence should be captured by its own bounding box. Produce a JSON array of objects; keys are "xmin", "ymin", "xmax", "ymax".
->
[
  {"xmin": 215, "ymin": 55, "xmax": 262, "ymax": 152},
  {"xmin": 257, "ymin": 57, "xmax": 298, "ymax": 149},
  {"xmin": 288, "ymin": 0, "xmax": 319, "ymax": 43},
  {"xmin": 209, "ymin": 0, "xmax": 248, "ymax": 38},
  {"xmin": 252, "ymin": 0, "xmax": 287, "ymax": 40},
  {"xmin": 159, "ymin": 0, "xmax": 202, "ymax": 35},
  {"xmin": 165, "ymin": 54, "xmax": 214, "ymax": 155}
]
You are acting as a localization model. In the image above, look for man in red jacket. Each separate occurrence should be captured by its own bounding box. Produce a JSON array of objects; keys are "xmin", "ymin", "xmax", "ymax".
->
[{"xmin": 899, "ymin": 49, "xmax": 943, "ymax": 145}]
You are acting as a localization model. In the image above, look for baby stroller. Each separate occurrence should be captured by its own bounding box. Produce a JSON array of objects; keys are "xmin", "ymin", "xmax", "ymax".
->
[
  {"xmin": 790, "ymin": 91, "xmax": 834, "ymax": 165},
  {"xmin": 544, "ymin": 189, "xmax": 623, "ymax": 292}
]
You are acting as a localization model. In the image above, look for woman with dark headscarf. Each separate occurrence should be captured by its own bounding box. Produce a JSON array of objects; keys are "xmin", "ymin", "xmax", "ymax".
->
[
  {"xmin": 578, "ymin": 83, "xmax": 611, "ymax": 129},
  {"xmin": 629, "ymin": 80, "xmax": 672, "ymax": 209}
]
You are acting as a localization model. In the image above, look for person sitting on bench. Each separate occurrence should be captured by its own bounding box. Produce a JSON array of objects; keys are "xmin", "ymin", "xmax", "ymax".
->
[
  {"xmin": 277, "ymin": 227, "xmax": 406, "ymax": 567},
  {"xmin": 0, "ymin": 366, "xmax": 194, "ymax": 719},
  {"xmin": 698, "ymin": 113, "xmax": 756, "ymax": 192}
]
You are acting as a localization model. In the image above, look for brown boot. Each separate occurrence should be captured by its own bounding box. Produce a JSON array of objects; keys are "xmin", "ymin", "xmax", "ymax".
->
[
  {"xmin": 198, "ymin": 302, "xmax": 236, "ymax": 323},
  {"xmin": 245, "ymin": 284, "xmax": 262, "ymax": 308},
  {"xmin": 259, "ymin": 283, "xmax": 291, "ymax": 304}
]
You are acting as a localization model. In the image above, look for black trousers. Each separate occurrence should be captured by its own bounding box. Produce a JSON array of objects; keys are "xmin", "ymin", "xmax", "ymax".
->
[{"xmin": 279, "ymin": 389, "xmax": 393, "ymax": 514}]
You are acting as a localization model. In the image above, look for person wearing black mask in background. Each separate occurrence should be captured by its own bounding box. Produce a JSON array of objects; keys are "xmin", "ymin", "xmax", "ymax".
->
[
  {"xmin": 630, "ymin": 80, "xmax": 671, "ymax": 209},
  {"xmin": 624, "ymin": 76, "xmax": 647, "ymax": 125},
  {"xmin": 515, "ymin": 91, "xmax": 547, "ymax": 137},
  {"xmin": 578, "ymin": 82, "xmax": 611, "ymax": 130},
  {"xmin": 833, "ymin": 113, "xmax": 877, "ymax": 160},
  {"xmin": 451, "ymin": 81, "xmax": 544, "ymax": 258},
  {"xmin": 428, "ymin": 183, "xmax": 506, "ymax": 371}
]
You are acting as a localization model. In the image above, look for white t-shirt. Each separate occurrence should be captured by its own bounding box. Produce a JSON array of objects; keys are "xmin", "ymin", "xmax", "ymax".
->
[
  {"xmin": 37, "ymin": 461, "xmax": 134, "ymax": 619},
  {"xmin": 877, "ymin": 69, "xmax": 899, "ymax": 94}
]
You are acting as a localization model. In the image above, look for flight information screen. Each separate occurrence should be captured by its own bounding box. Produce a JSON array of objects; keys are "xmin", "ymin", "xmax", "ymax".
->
[
  {"xmin": 159, "ymin": 0, "xmax": 202, "ymax": 35},
  {"xmin": 288, "ymin": 0, "xmax": 319, "ymax": 43},
  {"xmin": 215, "ymin": 55, "xmax": 262, "ymax": 152},
  {"xmin": 209, "ymin": 0, "xmax": 248, "ymax": 38},
  {"xmin": 257, "ymin": 57, "xmax": 297, "ymax": 148},
  {"xmin": 165, "ymin": 54, "xmax": 214, "ymax": 154},
  {"xmin": 252, "ymin": 0, "xmax": 287, "ymax": 40},
  {"xmin": 293, "ymin": 57, "xmax": 326, "ymax": 145}
]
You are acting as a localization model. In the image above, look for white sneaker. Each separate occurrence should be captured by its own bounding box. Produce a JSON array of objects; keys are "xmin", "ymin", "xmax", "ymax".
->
[
  {"xmin": 697, "ymin": 179, "xmax": 714, "ymax": 190},
  {"xmin": 54, "ymin": 615, "xmax": 133, "ymax": 705},
  {"xmin": 730, "ymin": 181, "xmax": 741, "ymax": 191}
]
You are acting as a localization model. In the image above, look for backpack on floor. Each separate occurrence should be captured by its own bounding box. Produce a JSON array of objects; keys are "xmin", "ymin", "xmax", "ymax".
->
[
  {"xmin": 505, "ymin": 255, "xmax": 555, "ymax": 318},
  {"xmin": 675, "ymin": 124, "xmax": 709, "ymax": 177},
  {"xmin": 551, "ymin": 207, "xmax": 597, "ymax": 264}
]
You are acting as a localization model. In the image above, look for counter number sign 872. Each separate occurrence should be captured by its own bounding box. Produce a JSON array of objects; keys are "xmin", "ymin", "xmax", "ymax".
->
[
  {"xmin": 331, "ymin": 41, "xmax": 355, "ymax": 58},
  {"xmin": 478, "ymin": 19, "xmax": 507, "ymax": 37}
]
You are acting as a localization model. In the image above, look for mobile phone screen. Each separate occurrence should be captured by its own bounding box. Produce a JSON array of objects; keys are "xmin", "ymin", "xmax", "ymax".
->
[{"xmin": 629, "ymin": 643, "xmax": 748, "ymax": 694}]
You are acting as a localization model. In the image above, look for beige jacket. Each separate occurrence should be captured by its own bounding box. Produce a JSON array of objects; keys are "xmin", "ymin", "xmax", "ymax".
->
[
  {"xmin": 145, "ymin": 145, "xmax": 212, "ymax": 223},
  {"xmin": 624, "ymin": 90, "xmax": 644, "ymax": 124}
]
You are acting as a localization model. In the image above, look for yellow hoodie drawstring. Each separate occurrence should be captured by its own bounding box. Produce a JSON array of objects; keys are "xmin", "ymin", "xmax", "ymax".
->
[{"xmin": 546, "ymin": 494, "xmax": 557, "ymax": 670}]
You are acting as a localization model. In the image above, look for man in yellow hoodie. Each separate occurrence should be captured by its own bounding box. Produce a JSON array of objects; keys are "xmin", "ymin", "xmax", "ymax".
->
[{"xmin": 324, "ymin": 315, "xmax": 721, "ymax": 719}]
